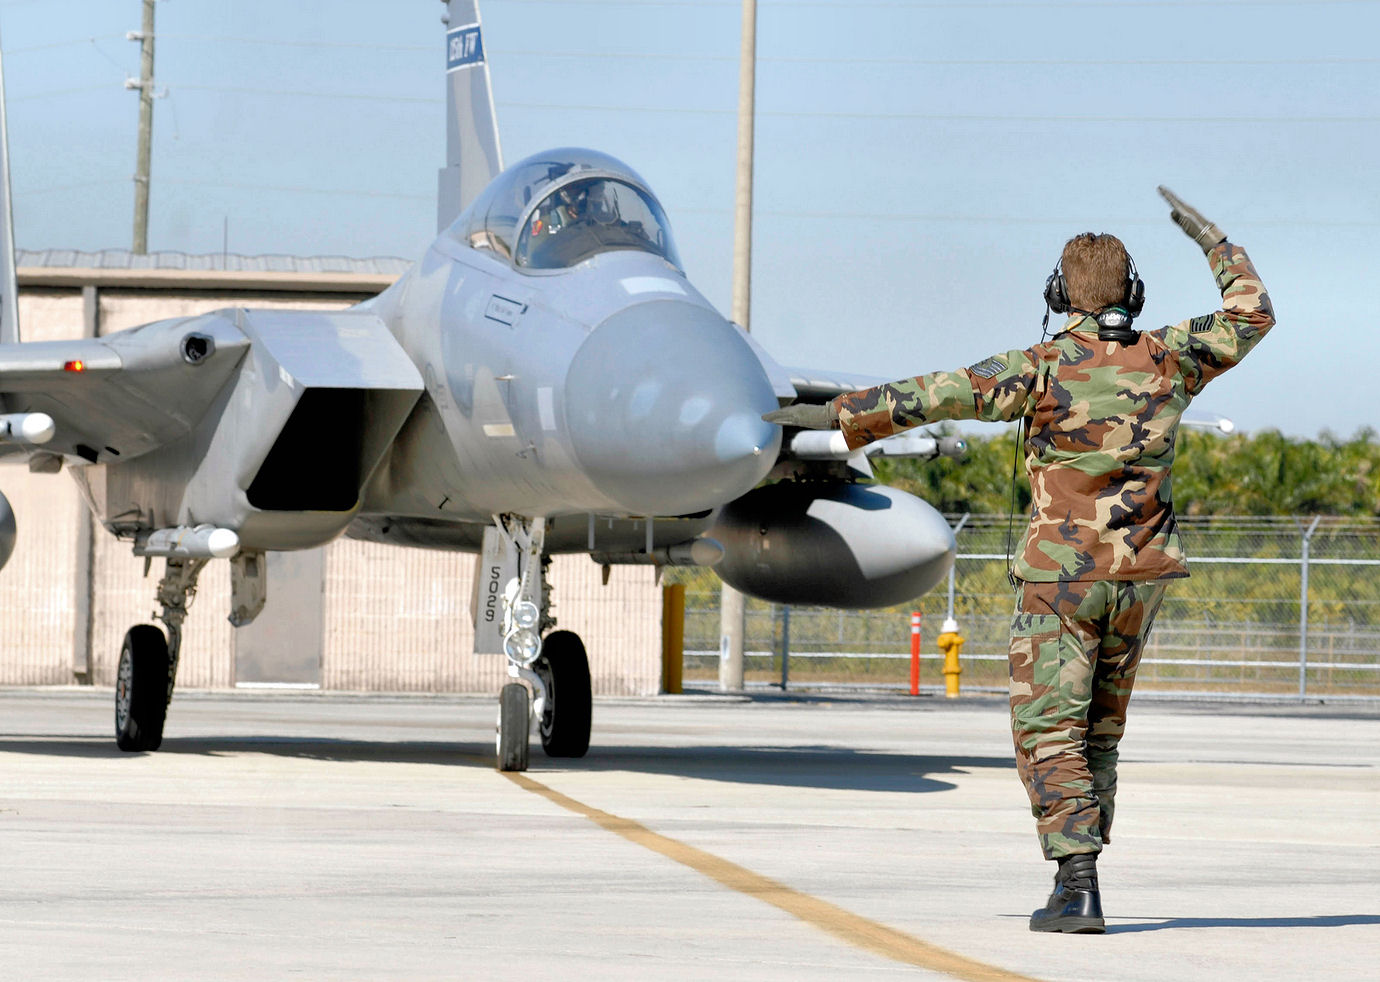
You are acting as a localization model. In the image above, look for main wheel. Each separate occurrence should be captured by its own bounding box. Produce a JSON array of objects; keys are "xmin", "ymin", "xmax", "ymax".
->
[
  {"xmin": 536, "ymin": 630, "xmax": 592, "ymax": 758},
  {"xmin": 496, "ymin": 682, "xmax": 530, "ymax": 772},
  {"xmin": 115, "ymin": 625, "xmax": 170, "ymax": 752}
]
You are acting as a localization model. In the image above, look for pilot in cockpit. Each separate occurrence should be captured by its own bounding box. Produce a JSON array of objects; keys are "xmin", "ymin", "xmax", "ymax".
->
[
  {"xmin": 583, "ymin": 182, "xmax": 620, "ymax": 225},
  {"xmin": 554, "ymin": 186, "xmax": 584, "ymax": 227},
  {"xmin": 530, "ymin": 182, "xmax": 621, "ymax": 243},
  {"xmin": 529, "ymin": 189, "xmax": 577, "ymax": 239},
  {"xmin": 518, "ymin": 177, "xmax": 671, "ymax": 269}
]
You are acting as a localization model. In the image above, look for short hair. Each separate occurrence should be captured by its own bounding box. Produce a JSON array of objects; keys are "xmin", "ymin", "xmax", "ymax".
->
[{"xmin": 1060, "ymin": 233, "xmax": 1130, "ymax": 311}]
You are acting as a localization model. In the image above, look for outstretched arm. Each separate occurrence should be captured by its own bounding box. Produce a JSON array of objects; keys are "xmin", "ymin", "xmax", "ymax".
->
[{"xmin": 826, "ymin": 351, "xmax": 1041, "ymax": 451}]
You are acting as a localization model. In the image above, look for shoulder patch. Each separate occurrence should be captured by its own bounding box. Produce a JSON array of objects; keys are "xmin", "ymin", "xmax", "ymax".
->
[
  {"xmin": 968, "ymin": 356, "xmax": 1006, "ymax": 379},
  {"xmin": 1188, "ymin": 314, "xmax": 1214, "ymax": 334}
]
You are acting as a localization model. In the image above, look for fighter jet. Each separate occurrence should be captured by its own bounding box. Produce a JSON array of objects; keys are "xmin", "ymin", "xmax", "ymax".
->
[{"xmin": 0, "ymin": 1, "xmax": 963, "ymax": 770}]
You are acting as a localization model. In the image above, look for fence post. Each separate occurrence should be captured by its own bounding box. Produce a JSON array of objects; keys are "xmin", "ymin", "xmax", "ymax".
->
[
  {"xmin": 780, "ymin": 605, "xmax": 790, "ymax": 690},
  {"xmin": 661, "ymin": 583, "xmax": 685, "ymax": 694},
  {"xmin": 947, "ymin": 513, "xmax": 970, "ymax": 623},
  {"xmin": 1298, "ymin": 516, "xmax": 1321, "ymax": 698}
]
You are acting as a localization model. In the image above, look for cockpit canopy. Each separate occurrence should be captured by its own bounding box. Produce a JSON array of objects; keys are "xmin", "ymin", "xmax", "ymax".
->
[{"xmin": 447, "ymin": 148, "xmax": 682, "ymax": 271}]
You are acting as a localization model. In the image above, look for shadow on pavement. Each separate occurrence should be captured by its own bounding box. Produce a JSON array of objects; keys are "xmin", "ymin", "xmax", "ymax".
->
[
  {"xmin": 1109, "ymin": 914, "xmax": 1380, "ymax": 933},
  {"xmin": 0, "ymin": 736, "xmax": 1011, "ymax": 793},
  {"xmin": 569, "ymin": 744, "xmax": 1012, "ymax": 793},
  {"xmin": 0, "ymin": 736, "xmax": 493, "ymax": 766}
]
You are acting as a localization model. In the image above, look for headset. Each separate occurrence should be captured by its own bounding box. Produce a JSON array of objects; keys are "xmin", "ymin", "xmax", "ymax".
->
[{"xmin": 1043, "ymin": 250, "xmax": 1145, "ymax": 344}]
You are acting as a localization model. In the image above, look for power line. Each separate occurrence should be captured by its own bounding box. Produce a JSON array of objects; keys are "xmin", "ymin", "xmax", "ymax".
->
[
  {"xmin": 1, "ymin": 34, "xmax": 126, "ymax": 55},
  {"xmin": 671, "ymin": 207, "xmax": 1380, "ymax": 228},
  {"xmin": 172, "ymin": 83, "xmax": 441, "ymax": 105},
  {"xmin": 160, "ymin": 179, "xmax": 430, "ymax": 202},
  {"xmin": 762, "ymin": 55, "xmax": 1380, "ymax": 66},
  {"xmin": 489, "ymin": 47, "xmax": 1380, "ymax": 66},
  {"xmin": 21, "ymin": 179, "xmax": 127, "ymax": 196},
  {"xmin": 494, "ymin": 100, "xmax": 1380, "ymax": 123},
  {"xmin": 9, "ymin": 84, "xmax": 116, "ymax": 102},
  {"xmin": 156, "ymin": 33, "xmax": 431, "ymax": 52}
]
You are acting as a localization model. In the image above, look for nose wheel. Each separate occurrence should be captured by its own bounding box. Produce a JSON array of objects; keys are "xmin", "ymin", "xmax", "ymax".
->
[
  {"xmin": 495, "ymin": 631, "xmax": 593, "ymax": 771},
  {"xmin": 113, "ymin": 557, "xmax": 206, "ymax": 752},
  {"xmin": 496, "ymin": 683, "xmax": 530, "ymax": 772},
  {"xmin": 535, "ymin": 630, "xmax": 591, "ymax": 758},
  {"xmin": 489, "ymin": 516, "xmax": 594, "ymax": 770},
  {"xmin": 114, "ymin": 624, "xmax": 171, "ymax": 752}
]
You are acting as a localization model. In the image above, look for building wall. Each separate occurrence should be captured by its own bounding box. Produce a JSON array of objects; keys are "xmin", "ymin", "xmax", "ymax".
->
[{"xmin": 0, "ymin": 285, "xmax": 664, "ymax": 694}]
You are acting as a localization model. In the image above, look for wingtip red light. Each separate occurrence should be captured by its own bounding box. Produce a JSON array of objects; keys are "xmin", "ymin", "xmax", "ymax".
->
[{"xmin": 63, "ymin": 360, "xmax": 86, "ymax": 372}]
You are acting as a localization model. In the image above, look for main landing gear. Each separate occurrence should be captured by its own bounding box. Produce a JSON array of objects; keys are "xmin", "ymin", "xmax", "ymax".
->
[
  {"xmin": 115, "ymin": 557, "xmax": 207, "ymax": 752},
  {"xmin": 492, "ymin": 516, "xmax": 593, "ymax": 772}
]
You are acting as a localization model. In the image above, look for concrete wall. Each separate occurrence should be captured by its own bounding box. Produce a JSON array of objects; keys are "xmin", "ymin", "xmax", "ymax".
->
[{"xmin": 0, "ymin": 284, "xmax": 664, "ymax": 694}]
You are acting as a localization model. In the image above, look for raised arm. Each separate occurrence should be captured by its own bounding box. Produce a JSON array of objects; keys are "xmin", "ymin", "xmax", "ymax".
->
[{"xmin": 1156, "ymin": 186, "xmax": 1275, "ymax": 394}]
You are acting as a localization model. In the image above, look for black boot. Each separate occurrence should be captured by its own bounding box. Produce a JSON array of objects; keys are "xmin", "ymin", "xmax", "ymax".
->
[{"xmin": 1029, "ymin": 853, "xmax": 1104, "ymax": 934}]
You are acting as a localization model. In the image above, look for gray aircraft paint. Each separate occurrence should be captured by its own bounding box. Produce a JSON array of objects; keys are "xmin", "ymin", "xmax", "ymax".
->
[{"xmin": 46, "ymin": 308, "xmax": 421, "ymax": 552}]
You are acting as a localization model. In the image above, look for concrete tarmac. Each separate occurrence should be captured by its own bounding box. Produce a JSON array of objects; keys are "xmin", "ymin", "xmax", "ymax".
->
[{"xmin": 0, "ymin": 688, "xmax": 1375, "ymax": 981}]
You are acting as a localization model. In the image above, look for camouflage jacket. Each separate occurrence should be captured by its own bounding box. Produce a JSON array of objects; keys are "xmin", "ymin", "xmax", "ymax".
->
[{"xmin": 832, "ymin": 242, "xmax": 1274, "ymax": 582}]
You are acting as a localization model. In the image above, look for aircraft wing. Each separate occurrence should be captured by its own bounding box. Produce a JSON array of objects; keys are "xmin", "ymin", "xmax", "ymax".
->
[
  {"xmin": 734, "ymin": 333, "xmax": 964, "ymax": 464},
  {"xmin": 778, "ymin": 364, "xmax": 885, "ymax": 403},
  {"xmin": 0, "ymin": 316, "xmax": 249, "ymax": 464},
  {"xmin": 737, "ymin": 329, "xmax": 885, "ymax": 405}
]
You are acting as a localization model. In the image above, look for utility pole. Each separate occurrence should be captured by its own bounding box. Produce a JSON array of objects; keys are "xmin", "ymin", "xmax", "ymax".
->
[
  {"xmin": 128, "ymin": 0, "xmax": 156, "ymax": 254},
  {"xmin": 0, "ymin": 26, "xmax": 22, "ymax": 344},
  {"xmin": 719, "ymin": 0, "xmax": 757, "ymax": 693}
]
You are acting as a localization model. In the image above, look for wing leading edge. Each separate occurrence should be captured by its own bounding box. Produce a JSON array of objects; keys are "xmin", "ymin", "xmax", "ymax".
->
[{"xmin": 0, "ymin": 315, "xmax": 249, "ymax": 465}]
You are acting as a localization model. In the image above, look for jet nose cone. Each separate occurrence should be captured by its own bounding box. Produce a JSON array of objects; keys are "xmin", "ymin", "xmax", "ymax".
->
[{"xmin": 566, "ymin": 300, "xmax": 781, "ymax": 515}]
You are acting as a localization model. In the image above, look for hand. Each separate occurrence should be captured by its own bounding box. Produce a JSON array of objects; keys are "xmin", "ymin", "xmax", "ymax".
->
[
  {"xmin": 762, "ymin": 402, "xmax": 835, "ymax": 429},
  {"xmin": 1158, "ymin": 186, "xmax": 1227, "ymax": 252}
]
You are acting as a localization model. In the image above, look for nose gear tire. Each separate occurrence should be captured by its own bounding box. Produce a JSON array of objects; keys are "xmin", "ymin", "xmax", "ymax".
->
[
  {"xmin": 536, "ymin": 630, "xmax": 592, "ymax": 758},
  {"xmin": 496, "ymin": 682, "xmax": 531, "ymax": 772},
  {"xmin": 114, "ymin": 625, "xmax": 170, "ymax": 752}
]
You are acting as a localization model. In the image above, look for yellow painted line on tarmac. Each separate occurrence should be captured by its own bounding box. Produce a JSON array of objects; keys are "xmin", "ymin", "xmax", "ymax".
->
[{"xmin": 505, "ymin": 771, "xmax": 1043, "ymax": 982}]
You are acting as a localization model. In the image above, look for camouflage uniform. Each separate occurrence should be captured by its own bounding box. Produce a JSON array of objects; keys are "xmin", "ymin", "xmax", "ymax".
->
[{"xmin": 832, "ymin": 241, "xmax": 1273, "ymax": 859}]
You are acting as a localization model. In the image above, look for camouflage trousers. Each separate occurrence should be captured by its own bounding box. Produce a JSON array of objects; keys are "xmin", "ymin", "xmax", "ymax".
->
[{"xmin": 1008, "ymin": 578, "xmax": 1167, "ymax": 860}]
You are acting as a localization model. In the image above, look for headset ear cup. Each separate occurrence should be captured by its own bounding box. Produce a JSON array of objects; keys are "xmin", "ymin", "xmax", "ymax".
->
[
  {"xmin": 1126, "ymin": 274, "xmax": 1145, "ymax": 316},
  {"xmin": 1044, "ymin": 270, "xmax": 1069, "ymax": 313}
]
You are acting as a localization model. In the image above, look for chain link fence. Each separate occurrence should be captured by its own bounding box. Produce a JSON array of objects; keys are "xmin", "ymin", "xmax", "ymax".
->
[{"xmin": 681, "ymin": 515, "xmax": 1380, "ymax": 700}]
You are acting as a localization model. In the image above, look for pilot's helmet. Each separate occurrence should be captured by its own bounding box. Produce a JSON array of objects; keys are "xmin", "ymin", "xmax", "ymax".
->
[
  {"xmin": 556, "ymin": 185, "xmax": 585, "ymax": 220},
  {"xmin": 585, "ymin": 182, "xmax": 620, "ymax": 225}
]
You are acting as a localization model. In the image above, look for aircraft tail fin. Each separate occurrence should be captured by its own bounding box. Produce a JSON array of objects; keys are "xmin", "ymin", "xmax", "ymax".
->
[
  {"xmin": 437, "ymin": 0, "xmax": 503, "ymax": 232},
  {"xmin": 0, "ymin": 33, "xmax": 20, "ymax": 344}
]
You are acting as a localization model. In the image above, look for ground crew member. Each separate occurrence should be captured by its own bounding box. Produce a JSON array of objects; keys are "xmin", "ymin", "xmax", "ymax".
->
[{"xmin": 763, "ymin": 187, "xmax": 1274, "ymax": 933}]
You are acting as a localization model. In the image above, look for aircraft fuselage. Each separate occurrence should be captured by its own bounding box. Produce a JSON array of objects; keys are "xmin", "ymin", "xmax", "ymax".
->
[{"xmin": 356, "ymin": 231, "xmax": 782, "ymax": 532}]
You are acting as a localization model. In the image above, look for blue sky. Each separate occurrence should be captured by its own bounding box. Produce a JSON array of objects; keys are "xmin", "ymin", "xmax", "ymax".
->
[{"xmin": 0, "ymin": 0, "xmax": 1375, "ymax": 439}]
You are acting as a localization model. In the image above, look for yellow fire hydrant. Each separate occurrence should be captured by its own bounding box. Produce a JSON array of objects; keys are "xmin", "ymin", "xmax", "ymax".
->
[{"xmin": 936, "ymin": 617, "xmax": 965, "ymax": 699}]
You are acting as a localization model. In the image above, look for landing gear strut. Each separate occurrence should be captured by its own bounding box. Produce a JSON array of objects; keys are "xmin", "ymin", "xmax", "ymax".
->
[
  {"xmin": 114, "ymin": 557, "xmax": 206, "ymax": 752},
  {"xmin": 491, "ymin": 516, "xmax": 592, "ymax": 771}
]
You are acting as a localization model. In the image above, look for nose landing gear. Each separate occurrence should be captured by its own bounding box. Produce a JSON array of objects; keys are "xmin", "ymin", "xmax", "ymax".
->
[
  {"xmin": 491, "ymin": 516, "xmax": 593, "ymax": 771},
  {"xmin": 114, "ymin": 557, "xmax": 207, "ymax": 752}
]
